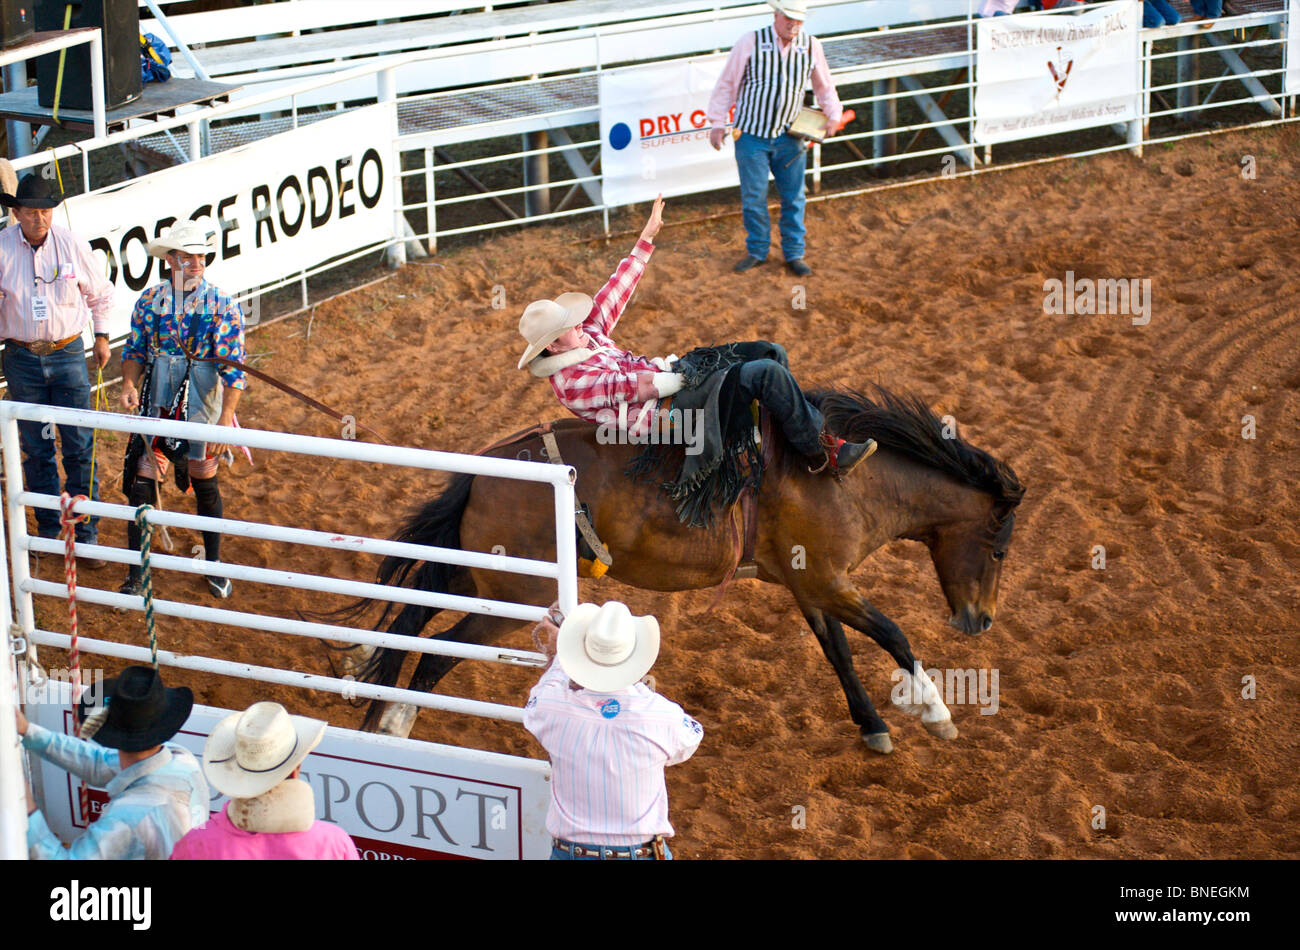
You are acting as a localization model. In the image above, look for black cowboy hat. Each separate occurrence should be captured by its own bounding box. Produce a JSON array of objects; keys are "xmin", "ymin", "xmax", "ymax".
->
[
  {"xmin": 77, "ymin": 665, "xmax": 193, "ymax": 752},
  {"xmin": 0, "ymin": 172, "xmax": 64, "ymax": 210}
]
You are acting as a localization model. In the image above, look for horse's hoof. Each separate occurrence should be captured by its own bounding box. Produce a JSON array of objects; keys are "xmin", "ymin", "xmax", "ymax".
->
[
  {"xmin": 923, "ymin": 718, "xmax": 958, "ymax": 740},
  {"xmin": 376, "ymin": 702, "xmax": 418, "ymax": 738},
  {"xmin": 862, "ymin": 731, "xmax": 894, "ymax": 755}
]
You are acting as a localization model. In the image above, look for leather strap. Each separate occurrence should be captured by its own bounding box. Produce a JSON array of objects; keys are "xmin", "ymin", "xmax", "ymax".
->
[
  {"xmin": 540, "ymin": 430, "xmax": 612, "ymax": 567},
  {"xmin": 176, "ymin": 337, "xmax": 393, "ymax": 445}
]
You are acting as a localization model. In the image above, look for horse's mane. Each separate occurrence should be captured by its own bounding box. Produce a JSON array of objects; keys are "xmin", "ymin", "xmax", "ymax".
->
[{"xmin": 807, "ymin": 385, "xmax": 1025, "ymax": 509}]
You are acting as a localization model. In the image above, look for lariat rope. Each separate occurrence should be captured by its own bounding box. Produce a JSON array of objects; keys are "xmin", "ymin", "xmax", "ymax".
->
[
  {"xmin": 58, "ymin": 493, "xmax": 90, "ymax": 823},
  {"xmin": 134, "ymin": 505, "xmax": 160, "ymax": 669}
]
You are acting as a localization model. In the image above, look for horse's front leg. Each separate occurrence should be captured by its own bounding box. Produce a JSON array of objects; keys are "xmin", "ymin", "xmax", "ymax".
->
[
  {"xmin": 802, "ymin": 608, "xmax": 894, "ymax": 754},
  {"xmin": 826, "ymin": 582, "xmax": 958, "ymax": 742}
]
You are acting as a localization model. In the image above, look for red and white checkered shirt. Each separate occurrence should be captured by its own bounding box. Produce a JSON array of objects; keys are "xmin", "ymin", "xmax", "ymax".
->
[{"xmin": 546, "ymin": 239, "xmax": 663, "ymax": 437}]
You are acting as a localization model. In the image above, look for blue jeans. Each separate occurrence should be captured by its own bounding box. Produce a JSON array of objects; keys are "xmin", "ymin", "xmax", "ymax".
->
[
  {"xmin": 733, "ymin": 352, "xmax": 826, "ymax": 458},
  {"xmin": 1143, "ymin": 0, "xmax": 1181, "ymax": 27},
  {"xmin": 550, "ymin": 839, "xmax": 672, "ymax": 861},
  {"xmin": 734, "ymin": 131, "xmax": 807, "ymax": 262},
  {"xmin": 1189, "ymin": 0, "xmax": 1222, "ymax": 16},
  {"xmin": 1, "ymin": 340, "xmax": 98, "ymax": 542}
]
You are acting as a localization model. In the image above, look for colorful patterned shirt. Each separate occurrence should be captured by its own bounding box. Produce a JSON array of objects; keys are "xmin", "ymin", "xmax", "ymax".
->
[
  {"xmin": 545, "ymin": 239, "xmax": 662, "ymax": 437},
  {"xmin": 22, "ymin": 723, "xmax": 210, "ymax": 860},
  {"xmin": 122, "ymin": 279, "xmax": 246, "ymax": 390},
  {"xmin": 522, "ymin": 658, "xmax": 703, "ymax": 846}
]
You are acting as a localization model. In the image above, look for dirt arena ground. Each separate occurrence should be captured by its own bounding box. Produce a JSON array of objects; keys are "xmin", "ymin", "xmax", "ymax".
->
[{"xmin": 34, "ymin": 123, "xmax": 1300, "ymax": 860}]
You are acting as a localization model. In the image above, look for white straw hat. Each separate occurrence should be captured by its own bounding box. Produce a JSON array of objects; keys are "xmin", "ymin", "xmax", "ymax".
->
[
  {"xmin": 203, "ymin": 701, "xmax": 325, "ymax": 799},
  {"xmin": 556, "ymin": 601, "xmax": 661, "ymax": 692},
  {"xmin": 146, "ymin": 219, "xmax": 215, "ymax": 259},
  {"xmin": 768, "ymin": 0, "xmax": 808, "ymax": 21},
  {"xmin": 516, "ymin": 293, "xmax": 593, "ymax": 369}
]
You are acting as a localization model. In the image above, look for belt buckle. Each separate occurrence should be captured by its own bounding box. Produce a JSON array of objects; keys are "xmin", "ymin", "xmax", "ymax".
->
[{"xmin": 29, "ymin": 341, "xmax": 57, "ymax": 356}]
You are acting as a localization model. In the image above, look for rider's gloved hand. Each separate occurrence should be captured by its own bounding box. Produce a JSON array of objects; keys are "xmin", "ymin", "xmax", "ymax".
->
[{"xmin": 652, "ymin": 372, "xmax": 685, "ymax": 398}]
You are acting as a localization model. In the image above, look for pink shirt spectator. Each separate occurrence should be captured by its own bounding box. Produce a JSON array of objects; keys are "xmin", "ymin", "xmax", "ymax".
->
[
  {"xmin": 523, "ymin": 658, "xmax": 703, "ymax": 847},
  {"xmin": 980, "ymin": 0, "xmax": 1020, "ymax": 15},
  {"xmin": 0, "ymin": 222, "xmax": 114, "ymax": 342},
  {"xmin": 170, "ymin": 803, "xmax": 361, "ymax": 860},
  {"xmin": 705, "ymin": 30, "xmax": 842, "ymax": 131}
]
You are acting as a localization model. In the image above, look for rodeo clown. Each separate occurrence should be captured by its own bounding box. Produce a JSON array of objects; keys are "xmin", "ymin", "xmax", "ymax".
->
[{"xmin": 119, "ymin": 219, "xmax": 247, "ymax": 600}]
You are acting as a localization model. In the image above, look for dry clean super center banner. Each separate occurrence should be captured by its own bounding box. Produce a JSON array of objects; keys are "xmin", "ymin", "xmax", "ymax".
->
[
  {"xmin": 600, "ymin": 55, "xmax": 738, "ymax": 207},
  {"xmin": 64, "ymin": 104, "xmax": 395, "ymax": 340},
  {"xmin": 974, "ymin": 0, "xmax": 1140, "ymax": 145}
]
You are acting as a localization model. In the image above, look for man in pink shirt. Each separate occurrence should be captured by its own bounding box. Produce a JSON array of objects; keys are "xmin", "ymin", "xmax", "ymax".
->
[
  {"xmin": 523, "ymin": 601, "xmax": 702, "ymax": 860},
  {"xmin": 170, "ymin": 701, "xmax": 359, "ymax": 860},
  {"xmin": 706, "ymin": 0, "xmax": 843, "ymax": 276},
  {"xmin": 0, "ymin": 173, "xmax": 114, "ymax": 558}
]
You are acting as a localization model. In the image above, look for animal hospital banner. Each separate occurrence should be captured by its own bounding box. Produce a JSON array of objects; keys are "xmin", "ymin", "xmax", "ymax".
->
[
  {"xmin": 974, "ymin": 0, "xmax": 1141, "ymax": 145},
  {"xmin": 600, "ymin": 55, "xmax": 739, "ymax": 207},
  {"xmin": 62, "ymin": 104, "xmax": 396, "ymax": 341},
  {"xmin": 26, "ymin": 681, "xmax": 553, "ymax": 860}
]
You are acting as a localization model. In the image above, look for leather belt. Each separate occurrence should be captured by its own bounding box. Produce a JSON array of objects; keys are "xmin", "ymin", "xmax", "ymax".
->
[
  {"xmin": 553, "ymin": 837, "xmax": 660, "ymax": 859},
  {"xmin": 5, "ymin": 334, "xmax": 82, "ymax": 356}
]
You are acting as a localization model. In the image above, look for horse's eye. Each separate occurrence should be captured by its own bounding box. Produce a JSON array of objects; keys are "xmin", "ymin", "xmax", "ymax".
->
[{"xmin": 991, "ymin": 550, "xmax": 1005, "ymax": 561}]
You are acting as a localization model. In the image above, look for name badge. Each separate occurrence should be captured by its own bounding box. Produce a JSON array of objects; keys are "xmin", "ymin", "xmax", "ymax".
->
[
  {"xmin": 758, "ymin": 39, "xmax": 772, "ymax": 52},
  {"xmin": 32, "ymin": 295, "xmax": 50, "ymax": 322},
  {"xmin": 61, "ymin": 260, "xmax": 77, "ymax": 280}
]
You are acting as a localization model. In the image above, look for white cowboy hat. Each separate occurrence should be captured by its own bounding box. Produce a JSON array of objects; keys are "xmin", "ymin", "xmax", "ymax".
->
[
  {"xmin": 203, "ymin": 701, "xmax": 325, "ymax": 799},
  {"xmin": 146, "ymin": 219, "xmax": 215, "ymax": 259},
  {"xmin": 556, "ymin": 601, "xmax": 661, "ymax": 692},
  {"xmin": 516, "ymin": 292, "xmax": 593, "ymax": 369},
  {"xmin": 767, "ymin": 0, "xmax": 808, "ymax": 20}
]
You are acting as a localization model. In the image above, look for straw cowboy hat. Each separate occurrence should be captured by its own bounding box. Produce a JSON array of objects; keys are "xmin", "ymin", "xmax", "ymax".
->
[
  {"xmin": 0, "ymin": 160, "xmax": 18, "ymax": 223},
  {"xmin": 0, "ymin": 171, "xmax": 64, "ymax": 209},
  {"xmin": 767, "ymin": 0, "xmax": 808, "ymax": 20},
  {"xmin": 76, "ymin": 665, "xmax": 194, "ymax": 752},
  {"xmin": 557, "ymin": 601, "xmax": 661, "ymax": 691},
  {"xmin": 146, "ymin": 219, "xmax": 215, "ymax": 259},
  {"xmin": 203, "ymin": 701, "xmax": 325, "ymax": 799},
  {"xmin": 516, "ymin": 292, "xmax": 593, "ymax": 369}
]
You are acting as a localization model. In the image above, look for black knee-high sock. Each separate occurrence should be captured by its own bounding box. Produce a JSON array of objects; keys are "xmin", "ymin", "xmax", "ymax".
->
[
  {"xmin": 126, "ymin": 479, "xmax": 159, "ymax": 581},
  {"xmin": 191, "ymin": 475, "xmax": 223, "ymax": 564}
]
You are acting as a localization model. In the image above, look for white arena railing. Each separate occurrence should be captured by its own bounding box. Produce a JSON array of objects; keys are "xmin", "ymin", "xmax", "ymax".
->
[
  {"xmin": 0, "ymin": 400, "xmax": 577, "ymax": 721},
  {"xmin": 1, "ymin": 400, "xmax": 578, "ymax": 859}
]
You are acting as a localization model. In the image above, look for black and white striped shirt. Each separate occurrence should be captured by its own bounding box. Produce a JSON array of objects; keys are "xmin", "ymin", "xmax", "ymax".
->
[{"xmin": 733, "ymin": 25, "xmax": 815, "ymax": 139}]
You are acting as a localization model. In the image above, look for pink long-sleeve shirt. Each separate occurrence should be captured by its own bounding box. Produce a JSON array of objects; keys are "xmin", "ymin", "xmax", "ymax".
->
[
  {"xmin": 705, "ymin": 28, "xmax": 843, "ymax": 132},
  {"xmin": 0, "ymin": 222, "xmax": 114, "ymax": 342},
  {"xmin": 170, "ymin": 804, "xmax": 361, "ymax": 860}
]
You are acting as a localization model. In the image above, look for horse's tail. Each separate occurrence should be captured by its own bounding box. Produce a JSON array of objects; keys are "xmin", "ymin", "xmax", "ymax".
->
[{"xmin": 312, "ymin": 472, "xmax": 476, "ymax": 686}]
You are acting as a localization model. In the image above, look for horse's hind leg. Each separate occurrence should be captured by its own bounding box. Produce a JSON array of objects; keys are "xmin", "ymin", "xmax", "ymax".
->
[
  {"xmin": 364, "ymin": 611, "xmax": 525, "ymax": 738},
  {"xmin": 803, "ymin": 608, "xmax": 894, "ymax": 754}
]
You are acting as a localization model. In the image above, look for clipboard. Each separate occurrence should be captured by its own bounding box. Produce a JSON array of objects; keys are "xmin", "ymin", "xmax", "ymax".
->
[{"xmin": 788, "ymin": 107, "xmax": 832, "ymax": 143}]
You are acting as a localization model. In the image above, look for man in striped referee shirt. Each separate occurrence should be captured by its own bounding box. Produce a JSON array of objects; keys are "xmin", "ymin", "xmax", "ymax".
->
[{"xmin": 707, "ymin": 0, "xmax": 843, "ymax": 277}]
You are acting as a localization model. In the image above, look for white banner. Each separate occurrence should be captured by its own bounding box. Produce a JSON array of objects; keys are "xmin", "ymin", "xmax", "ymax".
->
[
  {"xmin": 1287, "ymin": 0, "xmax": 1300, "ymax": 95},
  {"xmin": 61, "ymin": 104, "xmax": 396, "ymax": 341},
  {"xmin": 26, "ymin": 679, "xmax": 552, "ymax": 860},
  {"xmin": 600, "ymin": 56, "xmax": 739, "ymax": 207},
  {"xmin": 975, "ymin": 1, "xmax": 1141, "ymax": 145}
]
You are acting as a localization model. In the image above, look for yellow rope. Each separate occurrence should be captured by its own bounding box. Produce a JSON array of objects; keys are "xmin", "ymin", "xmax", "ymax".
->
[
  {"xmin": 51, "ymin": 5, "xmax": 74, "ymax": 126},
  {"xmin": 88, "ymin": 365, "xmax": 104, "ymax": 499}
]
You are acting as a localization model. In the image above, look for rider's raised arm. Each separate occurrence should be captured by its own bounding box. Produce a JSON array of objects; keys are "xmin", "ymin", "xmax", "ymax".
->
[{"xmin": 587, "ymin": 238, "xmax": 654, "ymax": 339}]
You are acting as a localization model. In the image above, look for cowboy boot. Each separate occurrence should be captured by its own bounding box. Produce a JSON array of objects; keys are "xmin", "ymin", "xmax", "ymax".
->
[{"xmin": 811, "ymin": 429, "xmax": 877, "ymax": 476}]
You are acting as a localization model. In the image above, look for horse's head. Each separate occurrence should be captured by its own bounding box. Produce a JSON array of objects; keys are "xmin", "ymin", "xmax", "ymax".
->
[{"xmin": 927, "ymin": 499, "xmax": 1019, "ymax": 636}]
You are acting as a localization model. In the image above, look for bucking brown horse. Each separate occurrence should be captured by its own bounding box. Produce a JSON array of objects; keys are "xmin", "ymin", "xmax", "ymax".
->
[{"xmin": 333, "ymin": 385, "xmax": 1024, "ymax": 754}]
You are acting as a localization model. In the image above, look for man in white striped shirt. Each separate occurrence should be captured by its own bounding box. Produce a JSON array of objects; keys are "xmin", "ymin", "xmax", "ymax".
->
[
  {"xmin": 707, "ymin": 0, "xmax": 843, "ymax": 277},
  {"xmin": 523, "ymin": 601, "xmax": 703, "ymax": 860}
]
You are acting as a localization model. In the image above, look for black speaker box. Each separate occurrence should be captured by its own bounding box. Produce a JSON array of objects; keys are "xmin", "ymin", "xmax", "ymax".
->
[
  {"xmin": 1, "ymin": 0, "xmax": 35, "ymax": 49},
  {"xmin": 35, "ymin": 0, "xmax": 142, "ymax": 112}
]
